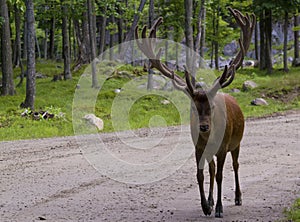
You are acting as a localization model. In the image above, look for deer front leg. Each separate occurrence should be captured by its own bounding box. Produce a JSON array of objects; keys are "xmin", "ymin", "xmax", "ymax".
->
[
  {"xmin": 215, "ymin": 152, "xmax": 226, "ymax": 218},
  {"xmin": 208, "ymin": 159, "xmax": 215, "ymax": 207},
  {"xmin": 196, "ymin": 150, "xmax": 212, "ymax": 216}
]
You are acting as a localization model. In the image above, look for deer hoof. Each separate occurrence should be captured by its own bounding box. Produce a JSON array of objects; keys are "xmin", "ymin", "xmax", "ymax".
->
[
  {"xmin": 201, "ymin": 202, "xmax": 212, "ymax": 216},
  {"xmin": 208, "ymin": 197, "xmax": 214, "ymax": 207},
  {"xmin": 215, "ymin": 211, "xmax": 223, "ymax": 218},
  {"xmin": 215, "ymin": 205, "xmax": 223, "ymax": 218},
  {"xmin": 235, "ymin": 198, "xmax": 242, "ymax": 206}
]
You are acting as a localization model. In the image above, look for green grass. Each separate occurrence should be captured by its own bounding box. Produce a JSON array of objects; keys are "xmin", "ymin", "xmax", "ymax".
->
[
  {"xmin": 283, "ymin": 198, "xmax": 300, "ymax": 221},
  {"xmin": 1, "ymin": 61, "xmax": 299, "ymax": 219},
  {"xmin": 0, "ymin": 61, "xmax": 299, "ymax": 141},
  {"xmin": 223, "ymin": 67, "xmax": 300, "ymax": 117}
]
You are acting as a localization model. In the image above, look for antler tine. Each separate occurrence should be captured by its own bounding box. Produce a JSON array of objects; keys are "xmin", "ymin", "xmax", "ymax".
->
[
  {"xmin": 149, "ymin": 17, "xmax": 163, "ymax": 38},
  {"xmin": 227, "ymin": 7, "xmax": 255, "ymax": 72},
  {"xmin": 209, "ymin": 8, "xmax": 255, "ymax": 96},
  {"xmin": 220, "ymin": 65, "xmax": 236, "ymax": 88},
  {"xmin": 135, "ymin": 17, "xmax": 193, "ymax": 96},
  {"xmin": 183, "ymin": 65, "xmax": 195, "ymax": 95}
]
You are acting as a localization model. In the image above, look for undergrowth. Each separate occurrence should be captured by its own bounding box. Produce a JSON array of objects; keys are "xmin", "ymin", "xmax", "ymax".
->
[
  {"xmin": 0, "ymin": 61, "xmax": 299, "ymax": 141},
  {"xmin": 283, "ymin": 198, "xmax": 300, "ymax": 222}
]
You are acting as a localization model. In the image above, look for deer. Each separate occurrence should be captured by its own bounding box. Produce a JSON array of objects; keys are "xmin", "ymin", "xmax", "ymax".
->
[{"xmin": 135, "ymin": 8, "xmax": 255, "ymax": 218}]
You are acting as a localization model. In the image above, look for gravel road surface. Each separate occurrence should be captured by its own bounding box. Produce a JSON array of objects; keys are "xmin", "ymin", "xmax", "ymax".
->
[{"xmin": 1, "ymin": 111, "xmax": 299, "ymax": 221}]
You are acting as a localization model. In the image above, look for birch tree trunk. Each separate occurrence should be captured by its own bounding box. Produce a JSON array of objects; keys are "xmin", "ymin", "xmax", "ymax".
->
[
  {"xmin": 61, "ymin": 0, "xmax": 72, "ymax": 80},
  {"xmin": 87, "ymin": 0, "xmax": 98, "ymax": 87},
  {"xmin": 22, "ymin": 0, "xmax": 36, "ymax": 109}
]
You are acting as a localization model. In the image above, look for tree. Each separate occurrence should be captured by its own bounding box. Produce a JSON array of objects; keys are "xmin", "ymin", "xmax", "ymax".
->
[
  {"xmin": 147, "ymin": 0, "xmax": 154, "ymax": 90},
  {"xmin": 198, "ymin": 0, "xmax": 206, "ymax": 67},
  {"xmin": 253, "ymin": 0, "xmax": 273, "ymax": 73},
  {"xmin": 61, "ymin": 0, "xmax": 72, "ymax": 79},
  {"xmin": 96, "ymin": 1, "xmax": 107, "ymax": 56},
  {"xmin": 87, "ymin": 0, "xmax": 98, "ymax": 87},
  {"xmin": 276, "ymin": 0, "xmax": 300, "ymax": 72},
  {"xmin": 1, "ymin": 0, "xmax": 15, "ymax": 95},
  {"xmin": 73, "ymin": 2, "xmax": 91, "ymax": 71},
  {"xmin": 184, "ymin": 0, "xmax": 194, "ymax": 71},
  {"xmin": 158, "ymin": 0, "xmax": 184, "ymax": 70},
  {"xmin": 21, "ymin": 0, "xmax": 36, "ymax": 109},
  {"xmin": 264, "ymin": 8, "xmax": 273, "ymax": 74},
  {"xmin": 12, "ymin": 1, "xmax": 24, "ymax": 68},
  {"xmin": 293, "ymin": 14, "xmax": 300, "ymax": 66},
  {"xmin": 283, "ymin": 10, "xmax": 289, "ymax": 72},
  {"xmin": 119, "ymin": 0, "xmax": 147, "ymax": 59}
]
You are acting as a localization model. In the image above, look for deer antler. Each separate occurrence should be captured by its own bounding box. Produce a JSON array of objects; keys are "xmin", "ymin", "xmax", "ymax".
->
[
  {"xmin": 135, "ymin": 18, "xmax": 195, "ymax": 96},
  {"xmin": 208, "ymin": 8, "xmax": 256, "ymax": 96},
  {"xmin": 135, "ymin": 8, "xmax": 256, "ymax": 97}
]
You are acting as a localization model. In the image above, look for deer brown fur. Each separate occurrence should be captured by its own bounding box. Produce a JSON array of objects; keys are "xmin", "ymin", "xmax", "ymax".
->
[{"xmin": 135, "ymin": 8, "xmax": 255, "ymax": 218}]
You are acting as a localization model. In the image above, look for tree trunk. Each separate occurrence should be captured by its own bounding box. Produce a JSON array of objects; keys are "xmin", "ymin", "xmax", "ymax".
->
[
  {"xmin": 97, "ymin": 1, "xmax": 107, "ymax": 56},
  {"xmin": 194, "ymin": 0, "xmax": 205, "ymax": 56},
  {"xmin": 49, "ymin": 17, "xmax": 56, "ymax": 59},
  {"xmin": 199, "ymin": 0, "xmax": 206, "ymax": 68},
  {"xmin": 61, "ymin": 0, "xmax": 72, "ymax": 80},
  {"xmin": 214, "ymin": 6, "xmax": 220, "ymax": 70},
  {"xmin": 117, "ymin": 5, "xmax": 123, "ymax": 53},
  {"xmin": 1, "ymin": 0, "xmax": 15, "ymax": 95},
  {"xmin": 147, "ymin": 0, "xmax": 154, "ymax": 91},
  {"xmin": 22, "ymin": 0, "xmax": 36, "ymax": 109},
  {"xmin": 73, "ymin": 9, "xmax": 90, "ymax": 70},
  {"xmin": 119, "ymin": 0, "xmax": 147, "ymax": 59},
  {"xmin": 87, "ymin": 0, "xmax": 98, "ymax": 87},
  {"xmin": 293, "ymin": 15, "xmax": 299, "ymax": 66},
  {"xmin": 109, "ymin": 15, "xmax": 115, "ymax": 61},
  {"xmin": 98, "ymin": 15, "xmax": 106, "ymax": 56},
  {"xmin": 265, "ymin": 9, "xmax": 273, "ymax": 74},
  {"xmin": 35, "ymin": 33, "xmax": 41, "ymax": 59},
  {"xmin": 44, "ymin": 29, "xmax": 48, "ymax": 59},
  {"xmin": 13, "ymin": 4, "xmax": 22, "ymax": 67},
  {"xmin": 23, "ymin": 19, "xmax": 27, "ymax": 60},
  {"xmin": 283, "ymin": 11, "xmax": 289, "ymax": 72},
  {"xmin": 259, "ymin": 13, "xmax": 266, "ymax": 70},
  {"xmin": 184, "ymin": 0, "xmax": 194, "ymax": 72},
  {"xmin": 254, "ymin": 19, "xmax": 259, "ymax": 61},
  {"xmin": 15, "ymin": 4, "xmax": 25, "ymax": 87}
]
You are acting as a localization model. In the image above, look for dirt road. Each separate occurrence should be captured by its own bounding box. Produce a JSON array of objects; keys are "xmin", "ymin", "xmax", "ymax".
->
[{"xmin": 1, "ymin": 111, "xmax": 299, "ymax": 222}]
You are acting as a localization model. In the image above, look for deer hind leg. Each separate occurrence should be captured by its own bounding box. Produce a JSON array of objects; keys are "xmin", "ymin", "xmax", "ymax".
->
[
  {"xmin": 208, "ymin": 159, "xmax": 215, "ymax": 207},
  {"xmin": 231, "ymin": 145, "xmax": 242, "ymax": 206}
]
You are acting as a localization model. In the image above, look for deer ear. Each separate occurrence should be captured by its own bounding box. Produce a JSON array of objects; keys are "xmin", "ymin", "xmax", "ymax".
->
[{"xmin": 207, "ymin": 84, "xmax": 220, "ymax": 100}]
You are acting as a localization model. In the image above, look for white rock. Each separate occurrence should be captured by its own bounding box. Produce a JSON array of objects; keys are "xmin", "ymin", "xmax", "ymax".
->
[
  {"xmin": 243, "ymin": 80, "xmax": 258, "ymax": 91},
  {"xmin": 161, "ymin": 99, "xmax": 170, "ymax": 105},
  {"xmin": 251, "ymin": 98, "xmax": 268, "ymax": 106},
  {"xmin": 114, "ymin": 88, "xmax": 121, "ymax": 93},
  {"xmin": 83, "ymin": 114, "xmax": 104, "ymax": 131}
]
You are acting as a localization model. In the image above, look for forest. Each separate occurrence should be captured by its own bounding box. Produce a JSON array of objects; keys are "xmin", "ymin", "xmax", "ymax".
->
[
  {"xmin": 1, "ymin": 0, "xmax": 299, "ymax": 103},
  {"xmin": 0, "ymin": 0, "xmax": 299, "ymax": 140}
]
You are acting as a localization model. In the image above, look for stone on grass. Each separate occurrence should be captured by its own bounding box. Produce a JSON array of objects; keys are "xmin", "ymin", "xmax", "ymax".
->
[
  {"xmin": 83, "ymin": 114, "xmax": 104, "ymax": 131},
  {"xmin": 243, "ymin": 80, "xmax": 258, "ymax": 91},
  {"xmin": 231, "ymin": 88, "xmax": 241, "ymax": 93},
  {"xmin": 161, "ymin": 100, "xmax": 170, "ymax": 105},
  {"xmin": 251, "ymin": 98, "xmax": 268, "ymax": 106}
]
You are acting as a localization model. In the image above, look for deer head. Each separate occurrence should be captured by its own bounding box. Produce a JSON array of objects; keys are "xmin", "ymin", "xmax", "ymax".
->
[{"xmin": 135, "ymin": 8, "xmax": 255, "ymax": 133}]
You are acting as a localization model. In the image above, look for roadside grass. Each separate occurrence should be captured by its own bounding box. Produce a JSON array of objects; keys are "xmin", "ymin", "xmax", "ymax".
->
[
  {"xmin": 0, "ymin": 61, "xmax": 299, "ymax": 141},
  {"xmin": 282, "ymin": 198, "xmax": 300, "ymax": 221}
]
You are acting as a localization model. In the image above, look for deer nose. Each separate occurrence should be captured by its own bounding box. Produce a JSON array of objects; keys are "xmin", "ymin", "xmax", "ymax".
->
[{"xmin": 200, "ymin": 125, "xmax": 209, "ymax": 132}]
